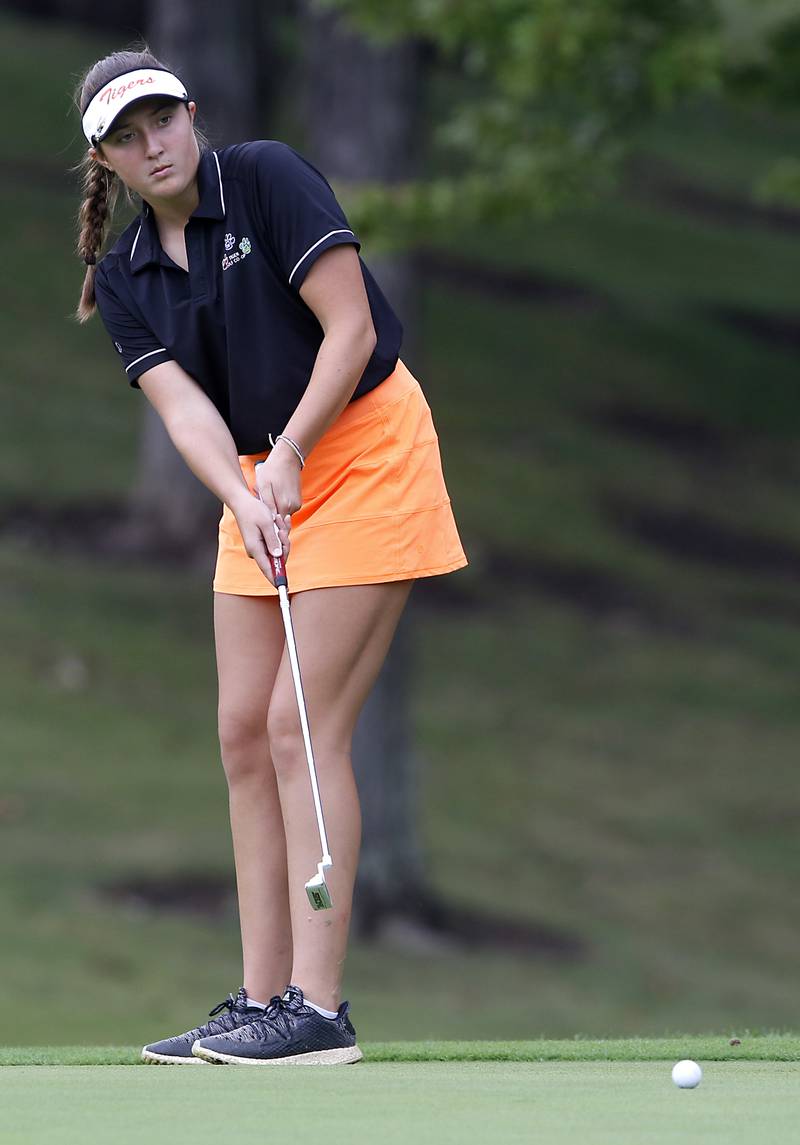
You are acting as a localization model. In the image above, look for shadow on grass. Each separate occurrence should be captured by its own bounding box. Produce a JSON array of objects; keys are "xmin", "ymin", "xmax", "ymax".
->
[{"xmin": 96, "ymin": 872, "xmax": 586, "ymax": 961}]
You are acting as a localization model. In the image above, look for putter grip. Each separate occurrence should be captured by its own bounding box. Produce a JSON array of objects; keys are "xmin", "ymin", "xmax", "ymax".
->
[{"xmin": 269, "ymin": 552, "xmax": 287, "ymax": 589}]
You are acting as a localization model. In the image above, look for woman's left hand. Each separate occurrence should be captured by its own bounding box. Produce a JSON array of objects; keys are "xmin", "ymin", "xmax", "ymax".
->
[{"xmin": 254, "ymin": 443, "xmax": 303, "ymax": 538}]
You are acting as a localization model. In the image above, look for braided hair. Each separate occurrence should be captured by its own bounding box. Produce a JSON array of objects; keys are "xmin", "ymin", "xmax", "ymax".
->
[
  {"xmin": 73, "ymin": 146, "xmax": 121, "ymax": 323},
  {"xmin": 72, "ymin": 46, "xmax": 207, "ymax": 323}
]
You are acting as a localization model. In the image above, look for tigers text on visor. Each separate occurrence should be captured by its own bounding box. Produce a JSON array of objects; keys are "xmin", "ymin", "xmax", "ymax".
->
[{"xmin": 82, "ymin": 69, "xmax": 189, "ymax": 146}]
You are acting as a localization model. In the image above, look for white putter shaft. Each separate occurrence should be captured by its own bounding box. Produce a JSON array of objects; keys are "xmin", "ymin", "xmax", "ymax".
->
[
  {"xmin": 255, "ymin": 484, "xmax": 333, "ymax": 911},
  {"xmin": 275, "ymin": 579, "xmax": 334, "ymax": 910}
]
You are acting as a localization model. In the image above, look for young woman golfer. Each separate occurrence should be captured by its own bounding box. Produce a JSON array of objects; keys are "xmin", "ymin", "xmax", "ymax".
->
[{"xmin": 74, "ymin": 49, "xmax": 467, "ymax": 1065}]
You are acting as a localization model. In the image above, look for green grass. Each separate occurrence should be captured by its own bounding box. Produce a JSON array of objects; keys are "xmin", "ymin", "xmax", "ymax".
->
[
  {"xmin": 2, "ymin": 1061, "xmax": 799, "ymax": 1145},
  {"xmin": 2, "ymin": 1033, "xmax": 798, "ymax": 1065},
  {"xmin": 2, "ymin": 8, "xmax": 800, "ymax": 1047}
]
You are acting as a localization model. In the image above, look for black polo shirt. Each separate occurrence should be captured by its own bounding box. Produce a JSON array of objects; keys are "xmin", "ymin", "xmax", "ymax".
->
[{"xmin": 94, "ymin": 141, "xmax": 403, "ymax": 454}]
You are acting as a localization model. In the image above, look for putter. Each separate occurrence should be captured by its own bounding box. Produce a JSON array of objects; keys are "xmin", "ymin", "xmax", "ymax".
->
[{"xmin": 257, "ymin": 482, "xmax": 333, "ymax": 911}]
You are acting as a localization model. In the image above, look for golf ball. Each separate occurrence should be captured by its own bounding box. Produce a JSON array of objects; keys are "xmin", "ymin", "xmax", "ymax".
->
[{"xmin": 672, "ymin": 1060, "xmax": 702, "ymax": 1089}]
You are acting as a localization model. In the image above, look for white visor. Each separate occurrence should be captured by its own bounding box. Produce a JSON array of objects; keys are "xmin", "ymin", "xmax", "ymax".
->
[{"xmin": 82, "ymin": 68, "xmax": 188, "ymax": 146}]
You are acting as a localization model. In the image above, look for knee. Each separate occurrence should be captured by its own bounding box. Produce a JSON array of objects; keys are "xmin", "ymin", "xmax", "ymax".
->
[
  {"xmin": 218, "ymin": 705, "xmax": 269, "ymax": 784},
  {"xmin": 267, "ymin": 700, "xmax": 352, "ymax": 783},
  {"xmin": 266, "ymin": 700, "xmax": 304, "ymax": 780}
]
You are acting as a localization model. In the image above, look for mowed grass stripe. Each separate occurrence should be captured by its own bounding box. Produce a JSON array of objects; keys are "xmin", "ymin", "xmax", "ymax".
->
[
  {"xmin": 2, "ymin": 1063, "xmax": 800, "ymax": 1145},
  {"xmin": 2, "ymin": 1034, "xmax": 798, "ymax": 1066}
]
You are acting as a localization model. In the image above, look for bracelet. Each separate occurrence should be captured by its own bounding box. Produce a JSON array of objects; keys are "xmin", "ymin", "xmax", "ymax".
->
[{"xmin": 269, "ymin": 432, "xmax": 306, "ymax": 469}]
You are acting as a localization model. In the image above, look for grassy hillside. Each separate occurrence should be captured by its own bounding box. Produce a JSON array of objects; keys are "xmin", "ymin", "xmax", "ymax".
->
[{"xmin": 1, "ymin": 10, "xmax": 799, "ymax": 1043}]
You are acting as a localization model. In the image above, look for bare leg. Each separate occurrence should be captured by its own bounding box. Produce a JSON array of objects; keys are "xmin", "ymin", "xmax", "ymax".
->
[
  {"xmin": 214, "ymin": 592, "xmax": 293, "ymax": 1003},
  {"xmin": 267, "ymin": 580, "xmax": 413, "ymax": 1012}
]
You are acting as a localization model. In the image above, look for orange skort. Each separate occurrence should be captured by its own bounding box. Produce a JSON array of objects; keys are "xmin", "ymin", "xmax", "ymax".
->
[{"xmin": 213, "ymin": 358, "xmax": 468, "ymax": 596}]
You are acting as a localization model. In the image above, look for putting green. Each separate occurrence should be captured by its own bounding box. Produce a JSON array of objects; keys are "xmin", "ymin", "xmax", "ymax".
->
[{"xmin": 1, "ymin": 1061, "xmax": 798, "ymax": 1145}]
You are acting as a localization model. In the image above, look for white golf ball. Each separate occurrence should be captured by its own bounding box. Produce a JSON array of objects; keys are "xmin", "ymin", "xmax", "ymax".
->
[{"xmin": 672, "ymin": 1060, "xmax": 702, "ymax": 1089}]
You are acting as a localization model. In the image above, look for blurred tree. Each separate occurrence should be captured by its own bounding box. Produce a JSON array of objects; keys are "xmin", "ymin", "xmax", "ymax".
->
[
  {"xmin": 311, "ymin": 0, "xmax": 729, "ymax": 241},
  {"xmin": 298, "ymin": 0, "xmax": 800, "ymax": 942},
  {"xmin": 3, "ymin": 0, "xmax": 143, "ymax": 27},
  {"xmin": 301, "ymin": 0, "xmax": 430, "ymax": 932},
  {"xmin": 720, "ymin": 2, "xmax": 800, "ymax": 207}
]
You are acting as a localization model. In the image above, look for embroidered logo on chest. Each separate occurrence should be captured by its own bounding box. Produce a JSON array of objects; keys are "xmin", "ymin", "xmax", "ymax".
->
[{"xmin": 222, "ymin": 235, "xmax": 253, "ymax": 271}]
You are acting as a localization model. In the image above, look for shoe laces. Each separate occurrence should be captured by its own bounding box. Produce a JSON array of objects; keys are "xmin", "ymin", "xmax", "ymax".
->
[
  {"xmin": 194, "ymin": 987, "xmax": 250, "ymax": 1039},
  {"xmin": 247, "ymin": 985, "xmax": 309, "ymax": 1041},
  {"xmin": 208, "ymin": 984, "xmax": 242, "ymax": 1021}
]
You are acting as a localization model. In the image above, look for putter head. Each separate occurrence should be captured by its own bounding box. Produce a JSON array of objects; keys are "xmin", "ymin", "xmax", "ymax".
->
[{"xmin": 305, "ymin": 860, "xmax": 333, "ymax": 911}]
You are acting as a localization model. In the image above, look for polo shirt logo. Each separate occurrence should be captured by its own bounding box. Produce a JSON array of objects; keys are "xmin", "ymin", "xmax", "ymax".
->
[{"xmin": 221, "ymin": 235, "xmax": 252, "ymax": 271}]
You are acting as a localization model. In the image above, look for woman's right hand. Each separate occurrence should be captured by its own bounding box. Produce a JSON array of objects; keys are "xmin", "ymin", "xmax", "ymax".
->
[{"xmin": 231, "ymin": 491, "xmax": 291, "ymax": 587}]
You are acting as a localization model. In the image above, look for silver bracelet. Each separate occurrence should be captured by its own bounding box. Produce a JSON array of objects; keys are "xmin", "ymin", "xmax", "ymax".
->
[{"xmin": 268, "ymin": 432, "xmax": 306, "ymax": 469}]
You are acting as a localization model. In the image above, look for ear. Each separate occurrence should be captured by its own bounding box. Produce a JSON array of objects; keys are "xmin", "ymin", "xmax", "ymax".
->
[
  {"xmin": 187, "ymin": 100, "xmax": 197, "ymax": 124},
  {"xmin": 89, "ymin": 146, "xmax": 113, "ymax": 172}
]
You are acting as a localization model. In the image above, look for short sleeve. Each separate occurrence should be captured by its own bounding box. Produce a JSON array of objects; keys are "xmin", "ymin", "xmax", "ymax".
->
[
  {"xmin": 94, "ymin": 265, "xmax": 173, "ymax": 387},
  {"xmin": 254, "ymin": 142, "xmax": 361, "ymax": 292}
]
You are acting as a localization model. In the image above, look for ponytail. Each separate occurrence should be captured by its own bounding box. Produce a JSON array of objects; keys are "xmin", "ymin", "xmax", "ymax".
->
[{"xmin": 74, "ymin": 155, "xmax": 119, "ymax": 323}]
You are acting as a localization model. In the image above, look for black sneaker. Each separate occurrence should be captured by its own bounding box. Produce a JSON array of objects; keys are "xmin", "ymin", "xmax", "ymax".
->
[
  {"xmin": 192, "ymin": 984, "xmax": 363, "ymax": 1065},
  {"xmin": 142, "ymin": 988, "xmax": 268, "ymax": 1064}
]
